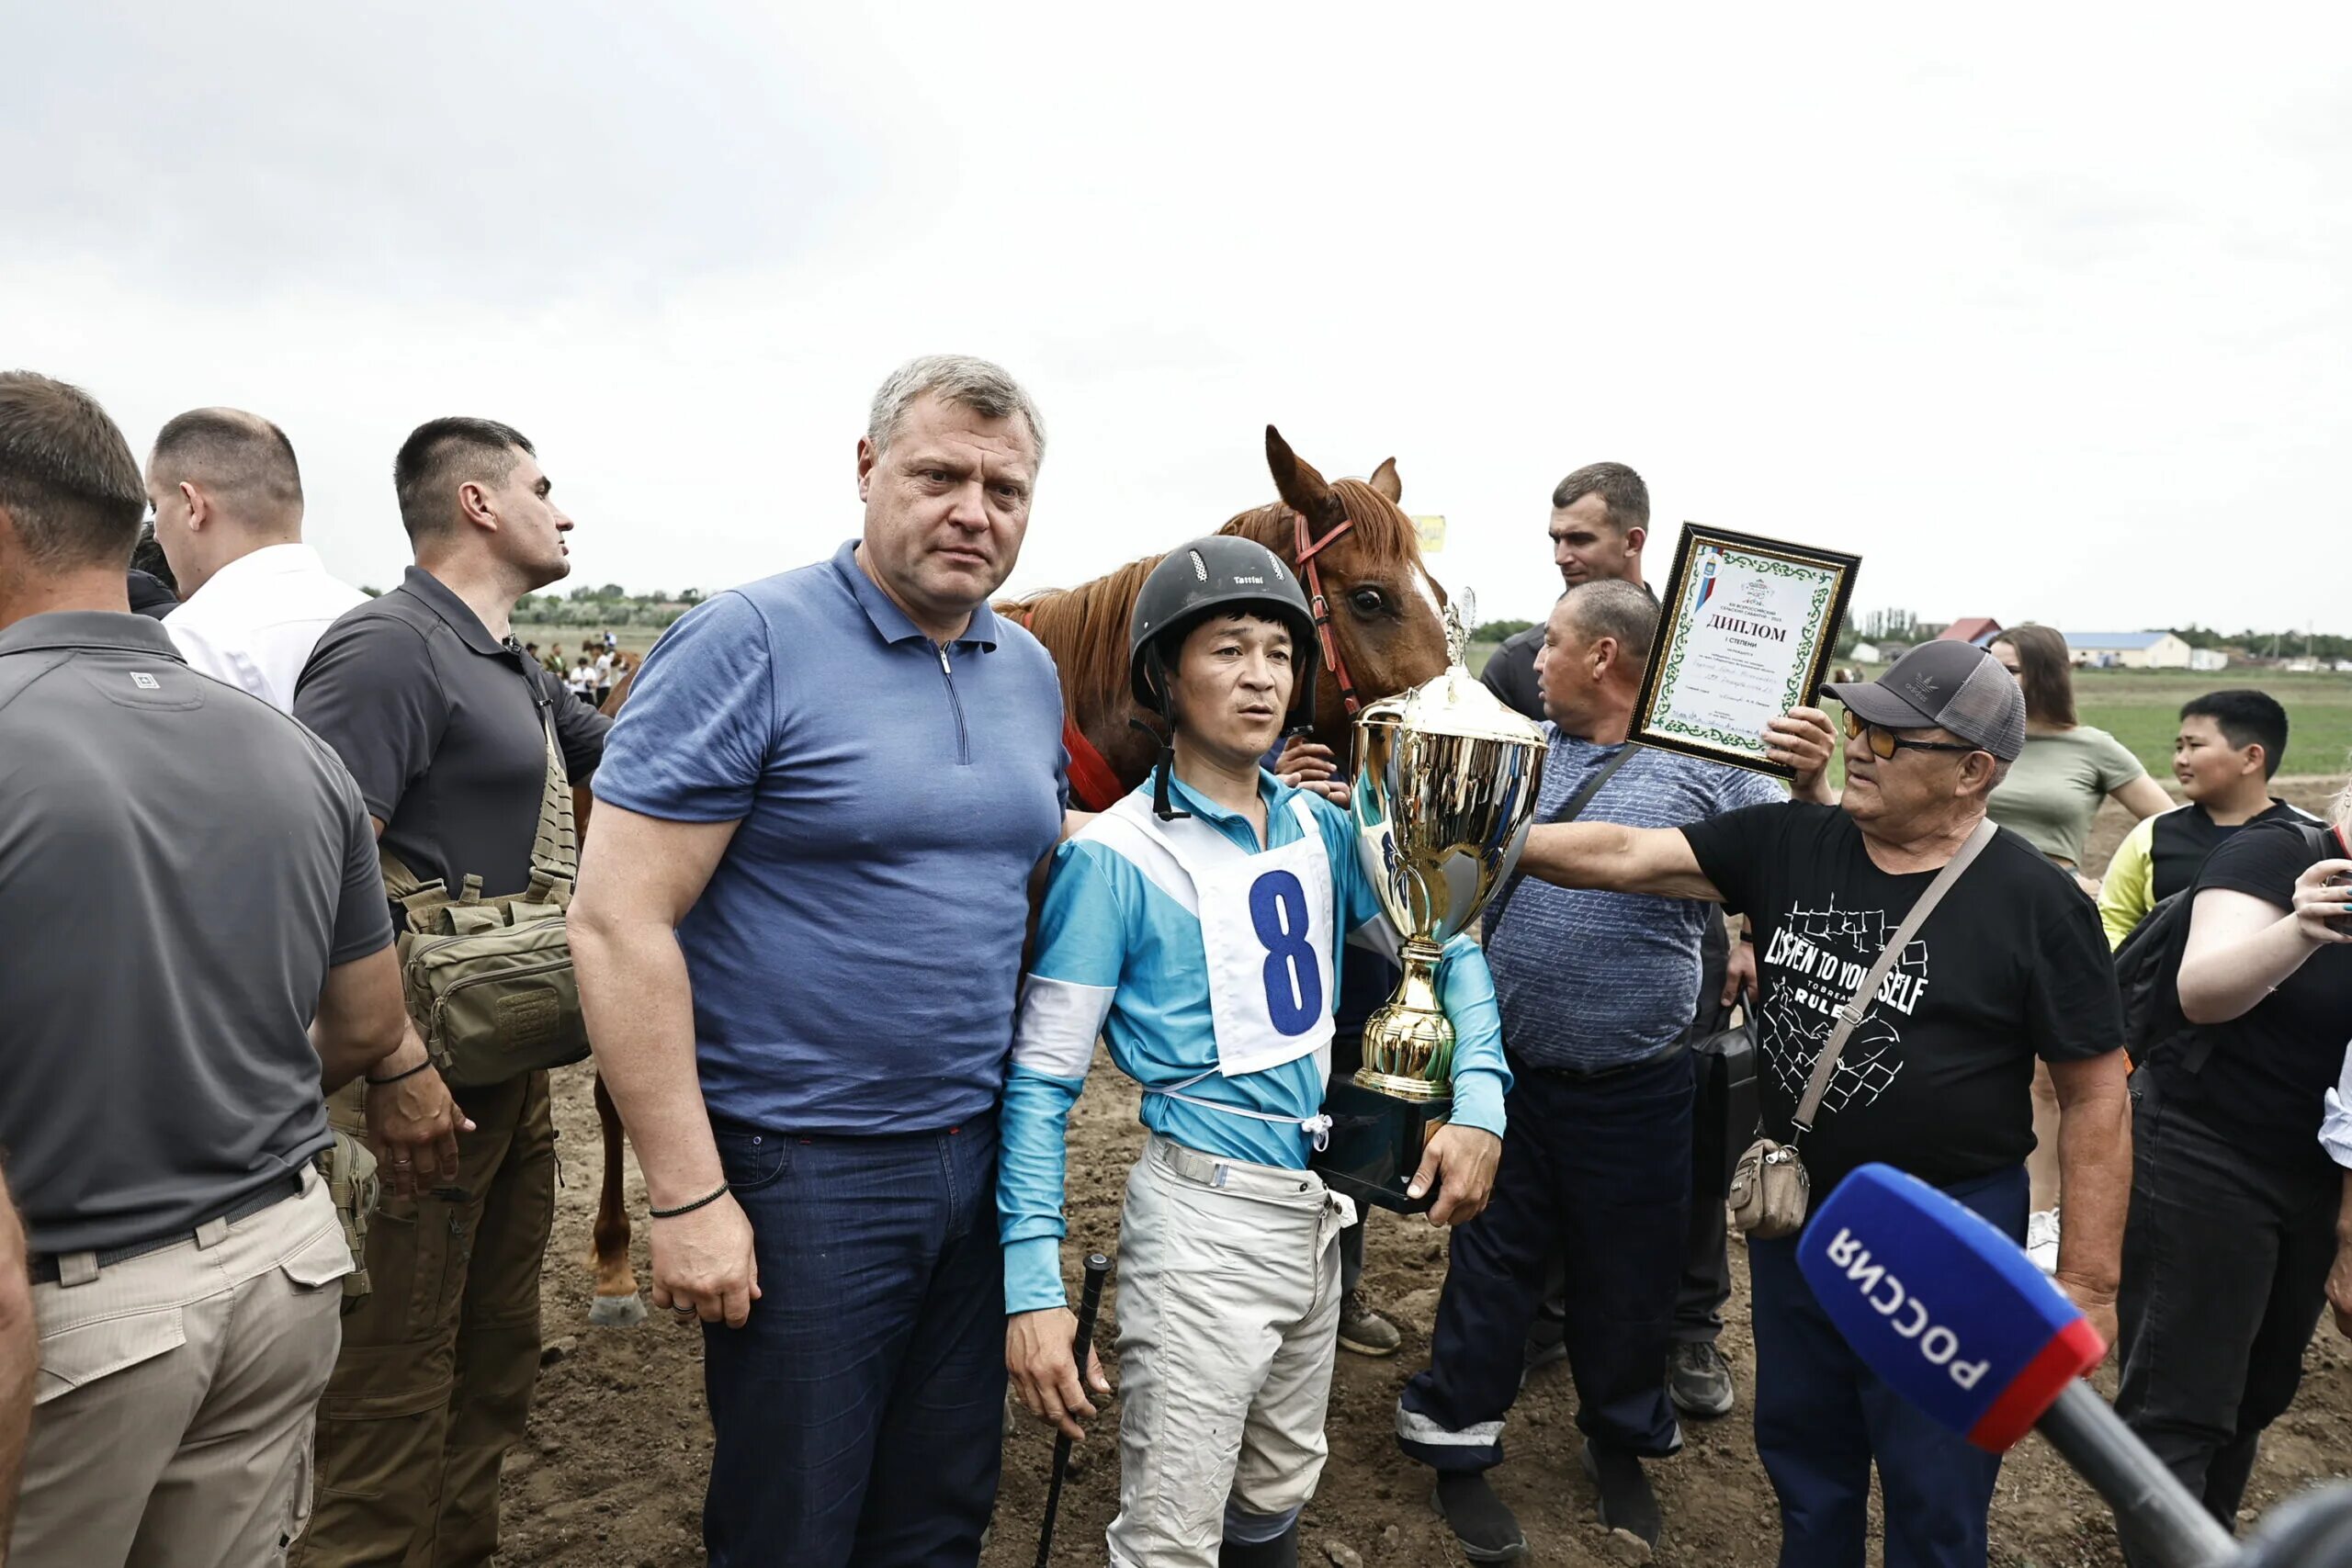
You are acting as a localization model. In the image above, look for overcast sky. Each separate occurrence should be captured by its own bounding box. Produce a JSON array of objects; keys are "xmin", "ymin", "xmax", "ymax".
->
[{"xmin": 7, "ymin": 4, "xmax": 2346, "ymax": 632}]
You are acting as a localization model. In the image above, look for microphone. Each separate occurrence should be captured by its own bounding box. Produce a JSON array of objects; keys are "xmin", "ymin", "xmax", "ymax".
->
[{"xmin": 1797, "ymin": 1164, "xmax": 2237, "ymax": 1568}]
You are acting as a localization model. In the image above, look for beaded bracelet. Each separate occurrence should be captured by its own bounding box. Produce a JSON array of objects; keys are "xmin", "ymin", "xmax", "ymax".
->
[
  {"xmin": 365, "ymin": 1059, "xmax": 433, "ymax": 1087},
  {"xmin": 650, "ymin": 1182, "xmax": 731, "ymax": 1220}
]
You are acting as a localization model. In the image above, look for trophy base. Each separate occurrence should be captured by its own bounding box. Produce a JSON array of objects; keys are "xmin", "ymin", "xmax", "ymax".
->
[{"xmin": 1312, "ymin": 1078, "xmax": 1452, "ymax": 1214}]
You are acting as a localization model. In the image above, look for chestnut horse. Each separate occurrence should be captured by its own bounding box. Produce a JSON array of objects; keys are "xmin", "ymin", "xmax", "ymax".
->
[{"xmin": 572, "ymin": 424, "xmax": 1453, "ymax": 1325}]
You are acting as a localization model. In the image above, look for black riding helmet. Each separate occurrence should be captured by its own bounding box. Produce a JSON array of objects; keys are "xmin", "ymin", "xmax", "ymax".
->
[{"xmin": 1126, "ymin": 536, "xmax": 1322, "ymax": 818}]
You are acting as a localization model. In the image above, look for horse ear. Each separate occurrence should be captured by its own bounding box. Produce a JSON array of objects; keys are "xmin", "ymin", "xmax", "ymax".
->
[
  {"xmin": 1368, "ymin": 457, "xmax": 1402, "ymax": 502},
  {"xmin": 1265, "ymin": 424, "xmax": 1341, "ymax": 525}
]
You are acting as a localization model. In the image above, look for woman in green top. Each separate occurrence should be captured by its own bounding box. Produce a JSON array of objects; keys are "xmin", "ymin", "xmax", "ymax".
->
[
  {"xmin": 1986, "ymin": 625, "xmax": 2173, "ymax": 1273},
  {"xmin": 1987, "ymin": 626, "xmax": 2175, "ymax": 875}
]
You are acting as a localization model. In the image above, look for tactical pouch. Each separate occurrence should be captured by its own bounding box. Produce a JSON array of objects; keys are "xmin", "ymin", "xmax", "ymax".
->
[
  {"xmin": 384, "ymin": 714, "xmax": 590, "ymax": 1089},
  {"xmin": 315, "ymin": 1126, "xmax": 380, "ymax": 1306}
]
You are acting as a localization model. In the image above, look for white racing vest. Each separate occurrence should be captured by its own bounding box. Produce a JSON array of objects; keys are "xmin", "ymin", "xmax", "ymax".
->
[
  {"xmin": 1102, "ymin": 793, "xmax": 1342, "ymax": 1152},
  {"xmin": 1125, "ymin": 794, "xmax": 1338, "ymax": 1080}
]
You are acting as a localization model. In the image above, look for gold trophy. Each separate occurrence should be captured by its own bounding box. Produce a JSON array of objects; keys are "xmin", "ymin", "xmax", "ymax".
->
[{"xmin": 1315, "ymin": 593, "xmax": 1547, "ymax": 1211}]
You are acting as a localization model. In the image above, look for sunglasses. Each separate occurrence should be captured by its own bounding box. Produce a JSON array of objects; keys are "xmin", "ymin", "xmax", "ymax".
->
[{"xmin": 1843, "ymin": 709, "xmax": 1982, "ymax": 761}]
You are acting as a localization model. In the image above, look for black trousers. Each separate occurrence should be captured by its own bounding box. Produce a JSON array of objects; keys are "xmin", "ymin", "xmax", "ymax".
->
[
  {"xmin": 1398, "ymin": 1049, "xmax": 1692, "ymax": 1468},
  {"xmin": 2115, "ymin": 1079, "xmax": 2340, "ymax": 1561}
]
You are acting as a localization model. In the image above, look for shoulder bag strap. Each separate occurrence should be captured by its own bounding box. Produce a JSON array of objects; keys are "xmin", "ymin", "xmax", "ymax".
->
[
  {"xmin": 526, "ymin": 701, "xmax": 579, "ymax": 896},
  {"xmin": 1484, "ymin": 742, "xmax": 1642, "ymax": 941},
  {"xmin": 1791, "ymin": 816, "xmax": 1999, "ymax": 1136}
]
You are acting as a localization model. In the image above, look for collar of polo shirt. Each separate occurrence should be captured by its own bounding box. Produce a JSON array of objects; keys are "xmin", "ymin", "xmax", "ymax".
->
[
  {"xmin": 830, "ymin": 539, "xmax": 1004, "ymax": 651},
  {"xmin": 399, "ymin": 565, "xmax": 512, "ymax": 657},
  {"xmin": 0, "ymin": 608, "xmax": 184, "ymax": 660}
]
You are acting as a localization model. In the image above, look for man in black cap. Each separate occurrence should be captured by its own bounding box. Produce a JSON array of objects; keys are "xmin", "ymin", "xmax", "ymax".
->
[{"xmin": 1507, "ymin": 641, "xmax": 2133, "ymax": 1568}]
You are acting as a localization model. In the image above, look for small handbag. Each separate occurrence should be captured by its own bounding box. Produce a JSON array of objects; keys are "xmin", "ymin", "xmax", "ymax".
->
[{"xmin": 1728, "ymin": 817, "xmax": 1997, "ymax": 1239}]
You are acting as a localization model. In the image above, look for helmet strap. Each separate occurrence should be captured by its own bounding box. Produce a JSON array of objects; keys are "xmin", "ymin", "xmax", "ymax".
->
[{"xmin": 1126, "ymin": 716, "xmax": 1190, "ymax": 821}]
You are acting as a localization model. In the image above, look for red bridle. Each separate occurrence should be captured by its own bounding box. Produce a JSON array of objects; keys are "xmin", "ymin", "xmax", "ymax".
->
[{"xmin": 1290, "ymin": 506, "xmax": 1363, "ymax": 717}]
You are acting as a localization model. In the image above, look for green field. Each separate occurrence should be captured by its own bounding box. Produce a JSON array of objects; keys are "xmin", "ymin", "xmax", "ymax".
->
[
  {"xmin": 514, "ymin": 622, "xmax": 665, "ymax": 658},
  {"xmin": 2068, "ymin": 669, "xmax": 2352, "ymax": 779},
  {"xmin": 1464, "ymin": 644, "xmax": 2352, "ymax": 783}
]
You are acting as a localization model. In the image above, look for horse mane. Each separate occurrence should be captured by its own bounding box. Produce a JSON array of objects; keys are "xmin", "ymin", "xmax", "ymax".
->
[
  {"xmin": 1219, "ymin": 477, "xmax": 1422, "ymax": 562},
  {"xmin": 1005, "ymin": 475, "xmax": 1422, "ymax": 725},
  {"xmin": 1001, "ymin": 555, "xmax": 1161, "ymax": 722}
]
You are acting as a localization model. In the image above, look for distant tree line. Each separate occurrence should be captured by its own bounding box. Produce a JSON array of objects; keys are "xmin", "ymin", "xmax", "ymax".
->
[
  {"xmin": 2166, "ymin": 625, "xmax": 2352, "ymax": 660},
  {"xmin": 357, "ymin": 584, "xmax": 705, "ymax": 629}
]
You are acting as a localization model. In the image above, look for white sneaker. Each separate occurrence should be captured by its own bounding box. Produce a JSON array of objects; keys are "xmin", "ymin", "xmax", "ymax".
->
[{"xmin": 2026, "ymin": 1207, "xmax": 2061, "ymax": 1274}]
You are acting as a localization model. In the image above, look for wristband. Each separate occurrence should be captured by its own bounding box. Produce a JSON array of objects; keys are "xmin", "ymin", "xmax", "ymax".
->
[
  {"xmin": 365, "ymin": 1059, "xmax": 433, "ymax": 1086},
  {"xmin": 650, "ymin": 1182, "xmax": 731, "ymax": 1220}
]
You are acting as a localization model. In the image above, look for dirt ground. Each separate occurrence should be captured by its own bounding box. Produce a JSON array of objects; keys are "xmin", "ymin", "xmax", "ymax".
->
[{"xmin": 501, "ymin": 784, "xmax": 2352, "ymax": 1567}]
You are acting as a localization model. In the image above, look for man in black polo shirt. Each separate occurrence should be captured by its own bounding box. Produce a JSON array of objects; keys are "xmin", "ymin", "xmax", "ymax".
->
[
  {"xmin": 0, "ymin": 371, "xmax": 417, "ymax": 1564},
  {"xmin": 293, "ymin": 416, "xmax": 610, "ymax": 1567}
]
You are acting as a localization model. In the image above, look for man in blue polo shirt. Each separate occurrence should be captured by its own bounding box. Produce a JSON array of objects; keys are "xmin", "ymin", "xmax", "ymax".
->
[{"xmin": 571, "ymin": 355, "xmax": 1068, "ymax": 1568}]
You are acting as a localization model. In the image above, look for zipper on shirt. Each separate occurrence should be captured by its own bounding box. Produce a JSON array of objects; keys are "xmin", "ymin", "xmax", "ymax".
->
[{"xmin": 936, "ymin": 643, "xmax": 971, "ymax": 765}]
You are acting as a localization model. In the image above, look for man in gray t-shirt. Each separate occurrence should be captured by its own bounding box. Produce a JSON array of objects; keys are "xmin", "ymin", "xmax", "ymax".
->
[
  {"xmin": 1406, "ymin": 583, "xmax": 1836, "ymax": 1560},
  {"xmin": 0, "ymin": 372, "xmax": 420, "ymax": 1565}
]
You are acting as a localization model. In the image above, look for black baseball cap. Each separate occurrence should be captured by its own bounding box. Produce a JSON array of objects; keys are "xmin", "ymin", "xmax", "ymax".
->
[{"xmin": 1823, "ymin": 642, "xmax": 2027, "ymax": 761}]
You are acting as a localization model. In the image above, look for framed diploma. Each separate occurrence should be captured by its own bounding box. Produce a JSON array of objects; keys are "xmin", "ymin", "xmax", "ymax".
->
[{"xmin": 1630, "ymin": 524, "xmax": 1861, "ymax": 777}]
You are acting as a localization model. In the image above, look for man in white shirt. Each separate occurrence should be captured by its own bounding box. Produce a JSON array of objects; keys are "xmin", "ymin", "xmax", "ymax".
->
[{"xmin": 146, "ymin": 407, "xmax": 366, "ymax": 711}]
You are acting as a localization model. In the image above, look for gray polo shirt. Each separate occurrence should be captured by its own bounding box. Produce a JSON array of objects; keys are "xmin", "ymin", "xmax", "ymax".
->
[
  {"xmin": 0, "ymin": 611, "xmax": 390, "ymax": 1256},
  {"xmin": 295, "ymin": 566, "xmax": 609, "ymax": 901}
]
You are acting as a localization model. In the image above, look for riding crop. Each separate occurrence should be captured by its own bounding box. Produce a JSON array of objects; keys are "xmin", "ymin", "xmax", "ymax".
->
[{"xmin": 1035, "ymin": 1251, "xmax": 1113, "ymax": 1567}]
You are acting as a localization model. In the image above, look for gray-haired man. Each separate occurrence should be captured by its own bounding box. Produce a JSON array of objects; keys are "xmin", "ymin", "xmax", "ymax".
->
[{"xmin": 574, "ymin": 355, "xmax": 1072, "ymax": 1566}]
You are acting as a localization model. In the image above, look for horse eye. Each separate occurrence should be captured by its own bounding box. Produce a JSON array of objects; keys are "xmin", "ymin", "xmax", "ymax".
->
[{"xmin": 1351, "ymin": 588, "xmax": 1386, "ymax": 615}]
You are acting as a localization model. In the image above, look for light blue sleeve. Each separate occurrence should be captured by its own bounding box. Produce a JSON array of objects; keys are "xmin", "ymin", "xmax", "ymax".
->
[
  {"xmin": 592, "ymin": 592, "xmax": 775, "ymax": 822},
  {"xmin": 1000, "ymin": 841, "xmax": 1125, "ymax": 1314},
  {"xmin": 1321, "ymin": 795, "xmax": 1386, "ymax": 936},
  {"xmin": 1435, "ymin": 935, "xmax": 1510, "ymax": 1137}
]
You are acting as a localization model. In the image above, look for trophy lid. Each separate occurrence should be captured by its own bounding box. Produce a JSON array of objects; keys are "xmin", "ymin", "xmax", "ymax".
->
[{"xmin": 1361, "ymin": 589, "xmax": 1547, "ymax": 745}]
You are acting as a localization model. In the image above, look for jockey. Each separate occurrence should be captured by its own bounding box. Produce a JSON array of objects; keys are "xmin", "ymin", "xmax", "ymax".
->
[{"xmin": 1000, "ymin": 535, "xmax": 1511, "ymax": 1568}]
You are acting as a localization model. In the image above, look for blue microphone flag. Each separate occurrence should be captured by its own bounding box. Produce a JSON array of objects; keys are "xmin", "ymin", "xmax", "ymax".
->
[{"xmin": 1797, "ymin": 1163, "xmax": 2105, "ymax": 1451}]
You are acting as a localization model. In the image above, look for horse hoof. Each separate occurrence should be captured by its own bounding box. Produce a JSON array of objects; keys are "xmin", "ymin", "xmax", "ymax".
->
[{"xmin": 588, "ymin": 1292, "xmax": 648, "ymax": 1327}]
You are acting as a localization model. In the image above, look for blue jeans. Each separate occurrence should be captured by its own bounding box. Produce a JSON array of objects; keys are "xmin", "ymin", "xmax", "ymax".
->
[
  {"xmin": 1398, "ymin": 1048, "xmax": 1692, "ymax": 1468},
  {"xmin": 1749, "ymin": 1165, "xmax": 2027, "ymax": 1568},
  {"xmin": 703, "ymin": 1112, "xmax": 1007, "ymax": 1568}
]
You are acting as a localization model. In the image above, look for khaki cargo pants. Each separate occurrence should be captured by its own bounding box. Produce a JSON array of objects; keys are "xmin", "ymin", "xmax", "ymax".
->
[
  {"xmin": 10, "ymin": 1171, "xmax": 349, "ymax": 1568},
  {"xmin": 296, "ymin": 1069, "xmax": 556, "ymax": 1568}
]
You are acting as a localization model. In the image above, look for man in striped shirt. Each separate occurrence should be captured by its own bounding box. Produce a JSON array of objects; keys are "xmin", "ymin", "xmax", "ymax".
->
[{"xmin": 1402, "ymin": 581, "xmax": 1834, "ymax": 1559}]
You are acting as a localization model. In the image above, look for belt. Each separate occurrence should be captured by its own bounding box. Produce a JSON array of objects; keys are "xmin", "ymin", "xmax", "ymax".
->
[
  {"xmin": 1518, "ymin": 1038, "xmax": 1691, "ymax": 1084},
  {"xmin": 28, "ymin": 1173, "xmax": 305, "ymax": 1286}
]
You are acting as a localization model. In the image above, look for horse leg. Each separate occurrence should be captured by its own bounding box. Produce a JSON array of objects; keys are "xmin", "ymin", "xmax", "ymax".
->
[{"xmin": 586, "ymin": 1069, "xmax": 647, "ymax": 1325}]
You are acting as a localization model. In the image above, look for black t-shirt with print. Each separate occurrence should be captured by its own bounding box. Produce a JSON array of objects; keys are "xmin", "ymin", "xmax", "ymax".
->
[
  {"xmin": 2151, "ymin": 818, "xmax": 2352, "ymax": 1177},
  {"xmin": 1683, "ymin": 802, "xmax": 2122, "ymax": 1199}
]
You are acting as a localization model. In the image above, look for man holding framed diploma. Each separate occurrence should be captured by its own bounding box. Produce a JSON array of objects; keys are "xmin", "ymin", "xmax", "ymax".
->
[{"xmin": 1631, "ymin": 525, "xmax": 1860, "ymax": 777}]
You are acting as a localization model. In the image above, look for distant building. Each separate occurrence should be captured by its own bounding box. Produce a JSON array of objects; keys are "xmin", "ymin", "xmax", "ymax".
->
[
  {"xmin": 1939, "ymin": 616, "xmax": 2005, "ymax": 648},
  {"xmin": 1850, "ymin": 641, "xmax": 1883, "ymax": 664},
  {"xmin": 1876, "ymin": 641, "xmax": 1912, "ymax": 662},
  {"xmin": 2188, "ymin": 648, "xmax": 2231, "ymax": 672},
  {"xmin": 2064, "ymin": 631, "xmax": 2195, "ymax": 671}
]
